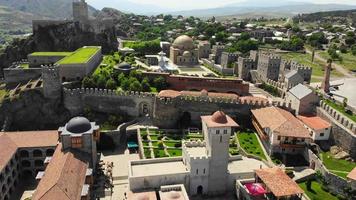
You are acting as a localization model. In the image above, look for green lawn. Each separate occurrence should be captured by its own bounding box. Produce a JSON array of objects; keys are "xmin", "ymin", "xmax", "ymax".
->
[
  {"xmin": 19, "ymin": 63, "xmax": 29, "ymax": 69},
  {"xmin": 299, "ymin": 181, "xmax": 338, "ymax": 200},
  {"xmin": 149, "ymin": 135, "xmax": 159, "ymax": 141},
  {"xmin": 320, "ymin": 151, "xmax": 356, "ymax": 179},
  {"xmin": 323, "ymin": 99, "xmax": 356, "ymax": 122},
  {"xmin": 167, "ymin": 149, "xmax": 182, "ymax": 157},
  {"xmin": 57, "ymin": 46, "xmax": 100, "ymax": 64},
  {"xmin": 318, "ymin": 51, "xmax": 356, "ymax": 72},
  {"xmin": 164, "ymin": 141, "xmax": 181, "ymax": 148},
  {"xmin": 30, "ymin": 52, "xmax": 72, "ymax": 56},
  {"xmin": 280, "ymin": 52, "xmax": 343, "ymax": 77},
  {"xmin": 237, "ymin": 131, "xmax": 267, "ymax": 160},
  {"xmin": 142, "ymin": 141, "xmax": 149, "ymax": 147}
]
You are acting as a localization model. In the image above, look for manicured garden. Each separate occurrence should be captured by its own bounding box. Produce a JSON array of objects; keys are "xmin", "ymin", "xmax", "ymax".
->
[
  {"xmin": 57, "ymin": 46, "xmax": 100, "ymax": 64},
  {"xmin": 236, "ymin": 131, "xmax": 267, "ymax": 161},
  {"xmin": 320, "ymin": 151, "xmax": 356, "ymax": 179},
  {"xmin": 299, "ymin": 180, "xmax": 338, "ymax": 200}
]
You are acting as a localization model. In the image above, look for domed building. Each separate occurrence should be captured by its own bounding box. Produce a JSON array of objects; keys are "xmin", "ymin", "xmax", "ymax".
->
[{"xmin": 170, "ymin": 35, "xmax": 199, "ymax": 66}]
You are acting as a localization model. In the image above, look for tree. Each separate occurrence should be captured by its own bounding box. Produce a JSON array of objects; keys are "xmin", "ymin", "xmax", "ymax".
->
[
  {"xmin": 105, "ymin": 78, "xmax": 116, "ymax": 90},
  {"xmin": 153, "ymin": 77, "xmax": 168, "ymax": 91},
  {"xmin": 130, "ymin": 70, "xmax": 143, "ymax": 81},
  {"xmin": 239, "ymin": 32, "xmax": 250, "ymax": 41},
  {"xmin": 352, "ymin": 45, "xmax": 356, "ymax": 55},
  {"xmin": 141, "ymin": 78, "xmax": 151, "ymax": 92},
  {"xmin": 117, "ymin": 73, "xmax": 126, "ymax": 85},
  {"xmin": 306, "ymin": 178, "xmax": 312, "ymax": 191},
  {"xmin": 120, "ymin": 78, "xmax": 130, "ymax": 90},
  {"xmin": 82, "ymin": 77, "xmax": 95, "ymax": 88},
  {"xmin": 129, "ymin": 80, "xmax": 142, "ymax": 91},
  {"xmin": 308, "ymin": 32, "xmax": 327, "ymax": 49},
  {"xmin": 96, "ymin": 76, "xmax": 107, "ymax": 88}
]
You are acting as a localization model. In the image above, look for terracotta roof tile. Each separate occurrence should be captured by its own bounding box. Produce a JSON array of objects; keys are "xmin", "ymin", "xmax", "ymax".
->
[
  {"xmin": 32, "ymin": 144, "xmax": 88, "ymax": 200},
  {"xmin": 201, "ymin": 111, "xmax": 239, "ymax": 128},
  {"xmin": 252, "ymin": 107, "xmax": 310, "ymax": 138},
  {"xmin": 255, "ymin": 167, "xmax": 304, "ymax": 197},
  {"xmin": 4, "ymin": 130, "xmax": 58, "ymax": 148},
  {"xmin": 0, "ymin": 133, "xmax": 18, "ymax": 171},
  {"xmin": 297, "ymin": 115, "xmax": 331, "ymax": 130},
  {"xmin": 347, "ymin": 167, "xmax": 356, "ymax": 180}
]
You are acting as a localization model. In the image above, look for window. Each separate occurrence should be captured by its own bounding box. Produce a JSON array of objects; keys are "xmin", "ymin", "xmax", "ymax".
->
[
  {"xmin": 33, "ymin": 150, "xmax": 43, "ymax": 157},
  {"xmin": 196, "ymin": 169, "xmax": 198, "ymax": 175},
  {"xmin": 223, "ymin": 130, "xmax": 227, "ymax": 134},
  {"xmin": 320, "ymin": 133, "xmax": 324, "ymax": 137},
  {"xmin": 220, "ymin": 135, "xmax": 222, "ymax": 143},
  {"xmin": 277, "ymin": 136, "xmax": 281, "ymax": 141},
  {"xmin": 71, "ymin": 137, "xmax": 82, "ymax": 148},
  {"xmin": 216, "ymin": 130, "xmax": 220, "ymax": 134},
  {"xmin": 203, "ymin": 168, "xmax": 206, "ymax": 174}
]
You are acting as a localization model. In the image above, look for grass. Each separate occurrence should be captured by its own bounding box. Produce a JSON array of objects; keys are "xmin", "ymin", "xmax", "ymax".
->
[
  {"xmin": 30, "ymin": 52, "xmax": 72, "ymax": 56},
  {"xmin": 149, "ymin": 135, "xmax": 159, "ymax": 141},
  {"xmin": 167, "ymin": 149, "xmax": 182, "ymax": 157},
  {"xmin": 320, "ymin": 151, "xmax": 356, "ymax": 179},
  {"xmin": 19, "ymin": 63, "xmax": 29, "ymax": 69},
  {"xmin": 164, "ymin": 141, "xmax": 181, "ymax": 148},
  {"xmin": 142, "ymin": 141, "xmax": 149, "ymax": 147},
  {"xmin": 318, "ymin": 51, "xmax": 356, "ymax": 72},
  {"xmin": 280, "ymin": 52, "xmax": 343, "ymax": 77},
  {"xmin": 186, "ymin": 133, "xmax": 204, "ymax": 140},
  {"xmin": 299, "ymin": 181, "xmax": 337, "ymax": 200},
  {"xmin": 323, "ymin": 99, "xmax": 356, "ymax": 122},
  {"xmin": 57, "ymin": 46, "xmax": 100, "ymax": 64},
  {"xmin": 237, "ymin": 131, "xmax": 267, "ymax": 161}
]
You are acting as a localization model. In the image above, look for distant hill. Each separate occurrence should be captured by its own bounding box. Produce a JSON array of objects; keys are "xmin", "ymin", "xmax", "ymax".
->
[
  {"xmin": 295, "ymin": 9, "xmax": 356, "ymax": 25},
  {"xmin": 168, "ymin": 3, "xmax": 356, "ymax": 18}
]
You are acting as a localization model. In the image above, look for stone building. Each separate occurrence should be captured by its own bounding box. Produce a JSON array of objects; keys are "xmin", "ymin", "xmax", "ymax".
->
[
  {"xmin": 198, "ymin": 41, "xmax": 211, "ymax": 59},
  {"xmin": 220, "ymin": 52, "xmax": 239, "ymax": 69},
  {"xmin": 284, "ymin": 70, "xmax": 304, "ymax": 92},
  {"xmin": 256, "ymin": 52, "xmax": 281, "ymax": 81},
  {"xmin": 298, "ymin": 115, "xmax": 331, "ymax": 141},
  {"xmin": 237, "ymin": 57, "xmax": 255, "ymax": 80},
  {"xmin": 170, "ymin": 35, "xmax": 199, "ymax": 66},
  {"xmin": 285, "ymin": 84, "xmax": 319, "ymax": 115},
  {"xmin": 73, "ymin": 0, "xmax": 89, "ymax": 25},
  {"xmin": 252, "ymin": 106, "xmax": 311, "ymax": 155},
  {"xmin": 209, "ymin": 45, "xmax": 225, "ymax": 64}
]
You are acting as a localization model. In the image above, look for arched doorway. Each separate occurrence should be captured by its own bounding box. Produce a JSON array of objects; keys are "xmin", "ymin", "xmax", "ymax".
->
[
  {"xmin": 179, "ymin": 111, "xmax": 191, "ymax": 129},
  {"xmin": 139, "ymin": 102, "xmax": 150, "ymax": 117},
  {"xmin": 197, "ymin": 185, "xmax": 203, "ymax": 195}
]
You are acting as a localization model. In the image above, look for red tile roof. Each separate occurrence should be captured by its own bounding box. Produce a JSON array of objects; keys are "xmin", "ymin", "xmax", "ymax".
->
[
  {"xmin": 252, "ymin": 107, "xmax": 310, "ymax": 138},
  {"xmin": 201, "ymin": 111, "xmax": 239, "ymax": 128},
  {"xmin": 297, "ymin": 115, "xmax": 331, "ymax": 130},
  {"xmin": 32, "ymin": 144, "xmax": 89, "ymax": 200},
  {"xmin": 255, "ymin": 167, "xmax": 304, "ymax": 197},
  {"xmin": 0, "ymin": 133, "xmax": 18, "ymax": 171},
  {"xmin": 0, "ymin": 131, "xmax": 58, "ymax": 171},
  {"xmin": 347, "ymin": 167, "xmax": 356, "ymax": 181}
]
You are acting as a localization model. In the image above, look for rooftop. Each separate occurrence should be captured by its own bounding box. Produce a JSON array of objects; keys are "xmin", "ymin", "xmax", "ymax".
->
[
  {"xmin": 297, "ymin": 115, "xmax": 331, "ymax": 130},
  {"xmin": 252, "ymin": 107, "xmax": 310, "ymax": 138},
  {"xmin": 32, "ymin": 144, "xmax": 89, "ymax": 200},
  {"xmin": 56, "ymin": 46, "xmax": 100, "ymax": 65},
  {"xmin": 128, "ymin": 191, "xmax": 157, "ymax": 200},
  {"xmin": 130, "ymin": 160, "xmax": 188, "ymax": 177},
  {"xmin": 255, "ymin": 167, "xmax": 304, "ymax": 197},
  {"xmin": 288, "ymin": 84, "xmax": 313, "ymax": 100},
  {"xmin": 201, "ymin": 111, "xmax": 239, "ymax": 128},
  {"xmin": 185, "ymin": 146, "xmax": 207, "ymax": 158},
  {"xmin": 30, "ymin": 52, "xmax": 72, "ymax": 57}
]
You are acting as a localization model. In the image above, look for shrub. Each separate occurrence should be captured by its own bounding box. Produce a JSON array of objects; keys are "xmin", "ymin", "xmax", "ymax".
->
[
  {"xmin": 157, "ymin": 141, "xmax": 164, "ymax": 149},
  {"xmin": 174, "ymin": 143, "xmax": 182, "ymax": 148}
]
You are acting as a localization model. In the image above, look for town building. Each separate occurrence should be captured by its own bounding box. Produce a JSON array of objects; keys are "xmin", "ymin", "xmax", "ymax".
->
[
  {"xmin": 198, "ymin": 41, "xmax": 211, "ymax": 59},
  {"xmin": 284, "ymin": 70, "xmax": 304, "ymax": 92},
  {"xmin": 298, "ymin": 115, "xmax": 331, "ymax": 141},
  {"xmin": 252, "ymin": 106, "xmax": 311, "ymax": 155},
  {"xmin": 170, "ymin": 35, "xmax": 199, "ymax": 66},
  {"xmin": 285, "ymin": 84, "xmax": 319, "ymax": 115},
  {"xmin": 236, "ymin": 167, "xmax": 304, "ymax": 200}
]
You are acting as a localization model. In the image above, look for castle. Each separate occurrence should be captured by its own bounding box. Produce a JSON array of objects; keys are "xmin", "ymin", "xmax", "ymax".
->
[{"xmin": 32, "ymin": 0, "xmax": 114, "ymax": 35}]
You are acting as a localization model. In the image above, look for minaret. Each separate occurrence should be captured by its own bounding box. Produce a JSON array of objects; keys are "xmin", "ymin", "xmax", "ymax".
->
[
  {"xmin": 201, "ymin": 111, "xmax": 239, "ymax": 195},
  {"xmin": 321, "ymin": 59, "xmax": 331, "ymax": 93}
]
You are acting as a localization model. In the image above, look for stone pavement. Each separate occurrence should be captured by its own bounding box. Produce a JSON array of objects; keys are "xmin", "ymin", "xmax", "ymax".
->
[{"xmin": 99, "ymin": 148, "xmax": 139, "ymax": 200}]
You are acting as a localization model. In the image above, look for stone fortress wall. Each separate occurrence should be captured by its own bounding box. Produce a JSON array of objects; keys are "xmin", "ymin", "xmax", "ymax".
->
[
  {"xmin": 281, "ymin": 60, "xmax": 312, "ymax": 83},
  {"xmin": 4, "ymin": 62, "xmax": 42, "ymax": 84}
]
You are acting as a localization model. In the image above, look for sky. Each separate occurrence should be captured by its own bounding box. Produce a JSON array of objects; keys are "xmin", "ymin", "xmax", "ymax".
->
[{"xmin": 87, "ymin": 0, "xmax": 356, "ymax": 11}]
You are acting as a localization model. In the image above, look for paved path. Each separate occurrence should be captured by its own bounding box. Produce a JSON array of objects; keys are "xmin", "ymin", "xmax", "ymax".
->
[{"xmin": 305, "ymin": 48, "xmax": 353, "ymax": 78}]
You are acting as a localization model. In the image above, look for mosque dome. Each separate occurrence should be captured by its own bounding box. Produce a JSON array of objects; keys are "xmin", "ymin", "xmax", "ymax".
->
[
  {"xmin": 211, "ymin": 111, "xmax": 228, "ymax": 124},
  {"xmin": 173, "ymin": 35, "xmax": 194, "ymax": 50},
  {"xmin": 66, "ymin": 117, "xmax": 91, "ymax": 134}
]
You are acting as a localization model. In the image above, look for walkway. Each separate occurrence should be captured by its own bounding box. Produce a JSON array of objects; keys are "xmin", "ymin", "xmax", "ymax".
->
[{"xmin": 305, "ymin": 48, "xmax": 353, "ymax": 78}]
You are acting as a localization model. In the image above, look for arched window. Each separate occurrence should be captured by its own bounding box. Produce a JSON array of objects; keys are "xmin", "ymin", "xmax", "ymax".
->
[
  {"xmin": 46, "ymin": 149, "xmax": 55, "ymax": 156},
  {"xmin": 21, "ymin": 160, "xmax": 31, "ymax": 167},
  {"xmin": 20, "ymin": 150, "xmax": 29, "ymax": 158},
  {"xmin": 34, "ymin": 160, "xmax": 44, "ymax": 167},
  {"xmin": 33, "ymin": 149, "xmax": 43, "ymax": 157},
  {"xmin": 2, "ymin": 185, "xmax": 6, "ymax": 193}
]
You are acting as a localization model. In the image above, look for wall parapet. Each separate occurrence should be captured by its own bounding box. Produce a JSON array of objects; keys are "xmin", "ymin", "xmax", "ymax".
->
[
  {"xmin": 63, "ymin": 87, "xmax": 156, "ymax": 98},
  {"xmin": 319, "ymin": 100, "xmax": 356, "ymax": 134}
]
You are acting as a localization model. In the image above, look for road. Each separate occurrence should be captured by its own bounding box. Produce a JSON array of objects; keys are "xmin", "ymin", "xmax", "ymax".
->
[{"xmin": 305, "ymin": 48, "xmax": 354, "ymax": 78}]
